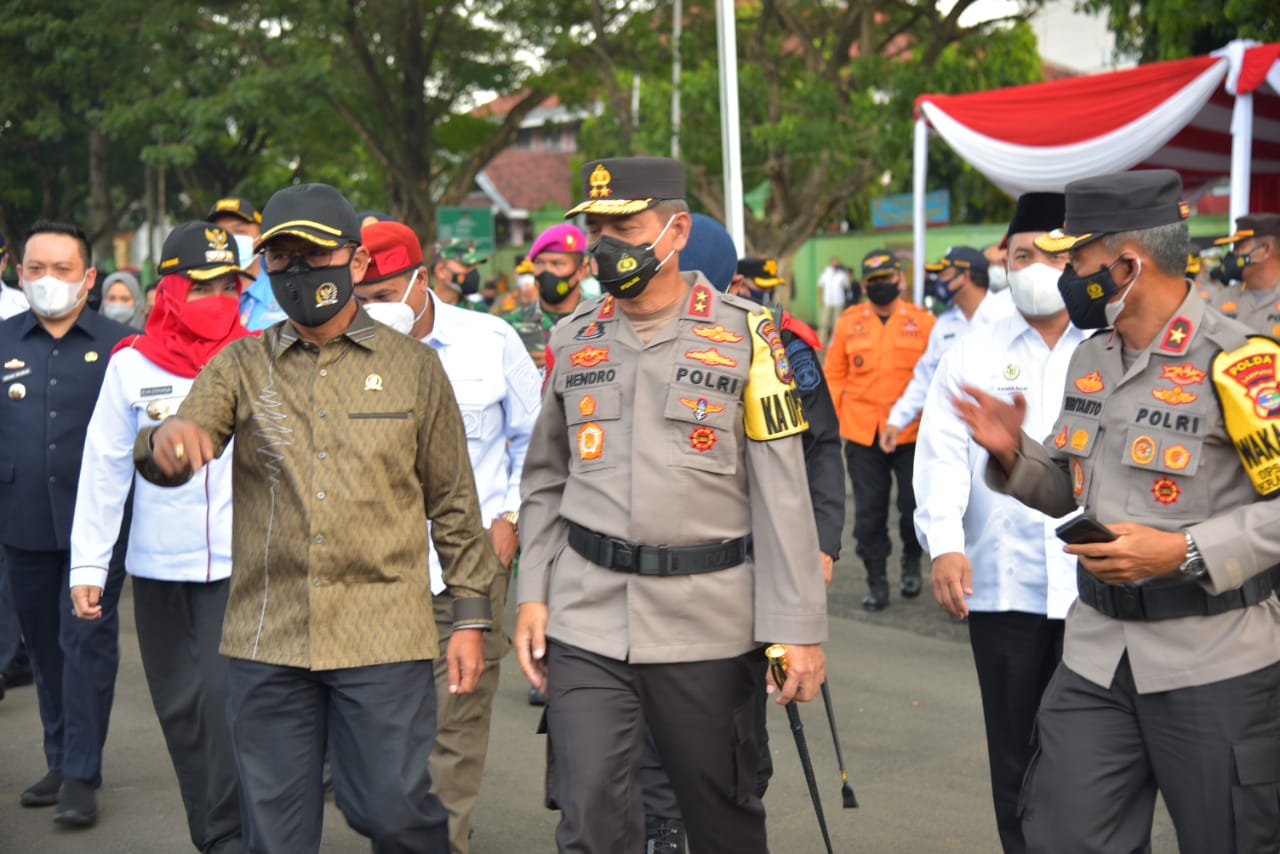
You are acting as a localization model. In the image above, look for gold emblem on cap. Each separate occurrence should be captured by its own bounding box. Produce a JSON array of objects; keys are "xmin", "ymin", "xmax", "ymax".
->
[
  {"xmin": 617, "ymin": 255, "xmax": 638, "ymax": 273},
  {"xmin": 763, "ymin": 259, "xmax": 778, "ymax": 276},
  {"xmin": 8, "ymin": 382, "xmax": 26, "ymax": 400},
  {"xmin": 84, "ymin": 351, "xmax": 99, "ymax": 363},
  {"xmin": 145, "ymin": 399, "xmax": 171, "ymax": 421},
  {"xmin": 315, "ymin": 282, "xmax": 339, "ymax": 307},
  {"xmin": 205, "ymin": 228, "xmax": 229, "ymax": 251},
  {"xmin": 364, "ymin": 373, "xmax": 383, "ymax": 391},
  {"xmin": 588, "ymin": 164, "xmax": 613, "ymax": 199}
]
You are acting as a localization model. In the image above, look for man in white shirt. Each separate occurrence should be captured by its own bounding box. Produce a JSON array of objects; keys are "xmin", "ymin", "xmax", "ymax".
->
[
  {"xmin": 355, "ymin": 220, "xmax": 540, "ymax": 854},
  {"xmin": 817, "ymin": 256, "xmax": 851, "ymax": 344},
  {"xmin": 913, "ymin": 193, "xmax": 1079, "ymax": 854},
  {"xmin": 880, "ymin": 246, "xmax": 1013, "ymax": 460}
]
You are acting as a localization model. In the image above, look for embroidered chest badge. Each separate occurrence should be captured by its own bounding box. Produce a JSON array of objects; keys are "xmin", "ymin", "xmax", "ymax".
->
[
  {"xmin": 364, "ymin": 374, "xmax": 384, "ymax": 391},
  {"xmin": 679, "ymin": 397, "xmax": 725, "ymax": 422},
  {"xmin": 577, "ymin": 422, "xmax": 604, "ymax": 460},
  {"xmin": 570, "ymin": 347, "xmax": 610, "ymax": 368},
  {"xmin": 1074, "ymin": 371, "xmax": 1104, "ymax": 393},
  {"xmin": 685, "ymin": 348, "xmax": 737, "ymax": 368},
  {"xmin": 689, "ymin": 426, "xmax": 717, "ymax": 452},
  {"xmin": 1151, "ymin": 477, "xmax": 1181, "ymax": 505},
  {"xmin": 578, "ymin": 395, "xmax": 597, "ymax": 417}
]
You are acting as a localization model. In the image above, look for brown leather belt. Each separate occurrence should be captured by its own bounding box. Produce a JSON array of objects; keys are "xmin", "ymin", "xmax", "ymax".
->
[
  {"xmin": 1077, "ymin": 565, "xmax": 1276, "ymax": 621},
  {"xmin": 567, "ymin": 521, "xmax": 751, "ymax": 577}
]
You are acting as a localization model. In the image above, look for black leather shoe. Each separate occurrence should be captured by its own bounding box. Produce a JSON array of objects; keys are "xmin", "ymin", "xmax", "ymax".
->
[
  {"xmin": 862, "ymin": 584, "xmax": 889, "ymax": 612},
  {"xmin": 645, "ymin": 816, "xmax": 687, "ymax": 854},
  {"xmin": 900, "ymin": 575, "xmax": 923, "ymax": 598},
  {"xmin": 20, "ymin": 770, "xmax": 62, "ymax": 807},
  {"xmin": 53, "ymin": 778, "xmax": 97, "ymax": 827},
  {"xmin": 3, "ymin": 664, "xmax": 34, "ymax": 689}
]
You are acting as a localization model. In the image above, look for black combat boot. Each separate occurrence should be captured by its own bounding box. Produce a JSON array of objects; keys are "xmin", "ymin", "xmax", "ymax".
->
[
  {"xmin": 862, "ymin": 560, "xmax": 889, "ymax": 612},
  {"xmin": 900, "ymin": 550, "xmax": 923, "ymax": 598}
]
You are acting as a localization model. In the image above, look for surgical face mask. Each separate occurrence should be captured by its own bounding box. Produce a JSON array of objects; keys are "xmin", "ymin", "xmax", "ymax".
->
[
  {"xmin": 590, "ymin": 215, "xmax": 676, "ymax": 300},
  {"xmin": 987, "ymin": 264, "xmax": 1009, "ymax": 292},
  {"xmin": 101, "ymin": 302, "xmax": 137, "ymax": 324},
  {"xmin": 364, "ymin": 270, "xmax": 424, "ymax": 336},
  {"xmin": 268, "ymin": 257, "xmax": 353, "ymax": 328},
  {"xmin": 23, "ymin": 273, "xmax": 87, "ymax": 319},
  {"xmin": 536, "ymin": 269, "xmax": 577, "ymax": 306},
  {"xmin": 1057, "ymin": 255, "xmax": 1141, "ymax": 330},
  {"xmin": 233, "ymin": 234, "xmax": 256, "ymax": 269},
  {"xmin": 1007, "ymin": 263, "xmax": 1066, "ymax": 318}
]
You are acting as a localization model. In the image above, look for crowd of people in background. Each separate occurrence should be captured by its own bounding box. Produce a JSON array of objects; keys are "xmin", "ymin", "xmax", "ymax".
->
[{"xmin": 0, "ymin": 159, "xmax": 1277, "ymax": 854}]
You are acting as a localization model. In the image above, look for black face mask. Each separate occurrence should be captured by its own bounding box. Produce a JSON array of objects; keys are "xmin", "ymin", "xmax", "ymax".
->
[
  {"xmin": 536, "ymin": 270, "xmax": 577, "ymax": 306},
  {"xmin": 865, "ymin": 280, "xmax": 900, "ymax": 306},
  {"xmin": 590, "ymin": 215, "xmax": 676, "ymax": 300},
  {"xmin": 269, "ymin": 257, "xmax": 353, "ymax": 328},
  {"xmin": 451, "ymin": 269, "xmax": 481, "ymax": 296},
  {"xmin": 1056, "ymin": 257, "xmax": 1135, "ymax": 330},
  {"xmin": 1219, "ymin": 251, "xmax": 1251, "ymax": 281}
]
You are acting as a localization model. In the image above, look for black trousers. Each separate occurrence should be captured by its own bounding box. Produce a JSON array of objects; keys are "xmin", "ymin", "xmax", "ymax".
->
[
  {"xmin": 0, "ymin": 547, "xmax": 29, "ymax": 674},
  {"xmin": 133, "ymin": 576, "xmax": 240, "ymax": 853},
  {"xmin": 640, "ymin": 676, "xmax": 773, "ymax": 823},
  {"xmin": 844, "ymin": 439, "xmax": 921, "ymax": 567},
  {"xmin": 2, "ymin": 545, "xmax": 125, "ymax": 783},
  {"xmin": 226, "ymin": 658, "xmax": 449, "ymax": 854},
  {"xmin": 968, "ymin": 611, "xmax": 1064, "ymax": 854},
  {"xmin": 1022, "ymin": 656, "xmax": 1280, "ymax": 854},
  {"xmin": 545, "ymin": 640, "xmax": 767, "ymax": 854}
]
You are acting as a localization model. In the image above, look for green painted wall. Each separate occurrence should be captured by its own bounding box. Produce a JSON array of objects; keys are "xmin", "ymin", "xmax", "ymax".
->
[{"xmin": 784, "ymin": 214, "xmax": 1234, "ymax": 326}]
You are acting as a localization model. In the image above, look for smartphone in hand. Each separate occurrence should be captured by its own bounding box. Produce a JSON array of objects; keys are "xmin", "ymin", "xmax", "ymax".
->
[{"xmin": 1055, "ymin": 515, "xmax": 1118, "ymax": 545}]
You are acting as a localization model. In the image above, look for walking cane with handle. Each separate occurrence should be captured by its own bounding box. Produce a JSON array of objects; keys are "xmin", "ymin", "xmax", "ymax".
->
[{"xmin": 766, "ymin": 644, "xmax": 835, "ymax": 854}]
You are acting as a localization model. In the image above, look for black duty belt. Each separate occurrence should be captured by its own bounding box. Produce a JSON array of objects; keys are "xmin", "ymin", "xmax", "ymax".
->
[
  {"xmin": 567, "ymin": 521, "xmax": 752, "ymax": 577},
  {"xmin": 1077, "ymin": 565, "xmax": 1276, "ymax": 621}
]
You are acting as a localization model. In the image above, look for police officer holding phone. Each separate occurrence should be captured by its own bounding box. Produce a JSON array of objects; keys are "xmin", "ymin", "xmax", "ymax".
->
[{"xmin": 956, "ymin": 170, "xmax": 1280, "ymax": 852}]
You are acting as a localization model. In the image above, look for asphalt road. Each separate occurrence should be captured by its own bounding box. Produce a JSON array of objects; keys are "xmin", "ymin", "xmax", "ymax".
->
[{"xmin": 0, "ymin": 498, "xmax": 1177, "ymax": 853}]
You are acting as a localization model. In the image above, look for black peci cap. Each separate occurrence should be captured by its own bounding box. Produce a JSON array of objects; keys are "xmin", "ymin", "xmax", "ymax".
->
[
  {"xmin": 565, "ymin": 157, "xmax": 685, "ymax": 218},
  {"xmin": 1006, "ymin": 192, "xmax": 1066, "ymax": 240},
  {"xmin": 255, "ymin": 183, "xmax": 362, "ymax": 251}
]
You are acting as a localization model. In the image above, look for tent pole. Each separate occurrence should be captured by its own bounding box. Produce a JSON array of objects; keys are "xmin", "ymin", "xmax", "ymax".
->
[
  {"xmin": 1229, "ymin": 92, "xmax": 1253, "ymax": 225},
  {"xmin": 913, "ymin": 117, "xmax": 928, "ymax": 306},
  {"xmin": 716, "ymin": 0, "xmax": 745, "ymax": 256}
]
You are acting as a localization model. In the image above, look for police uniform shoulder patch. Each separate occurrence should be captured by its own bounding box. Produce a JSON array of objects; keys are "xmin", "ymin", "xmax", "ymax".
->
[
  {"xmin": 687, "ymin": 283, "xmax": 713, "ymax": 318},
  {"xmin": 786, "ymin": 338, "xmax": 822, "ymax": 393},
  {"xmin": 1159, "ymin": 316, "xmax": 1192, "ymax": 354},
  {"xmin": 1212, "ymin": 335, "xmax": 1280, "ymax": 495},
  {"xmin": 743, "ymin": 307, "xmax": 808, "ymax": 441}
]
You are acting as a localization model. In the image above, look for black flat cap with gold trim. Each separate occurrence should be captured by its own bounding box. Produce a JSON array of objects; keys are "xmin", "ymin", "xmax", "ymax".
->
[
  {"xmin": 207, "ymin": 196, "xmax": 262, "ymax": 225},
  {"xmin": 924, "ymin": 246, "xmax": 987, "ymax": 274},
  {"xmin": 158, "ymin": 221, "xmax": 252, "ymax": 282},
  {"xmin": 737, "ymin": 256, "xmax": 786, "ymax": 288},
  {"xmin": 255, "ymin": 183, "xmax": 361, "ymax": 251},
  {"xmin": 1214, "ymin": 212, "xmax": 1280, "ymax": 246},
  {"xmin": 565, "ymin": 157, "xmax": 684, "ymax": 218},
  {"xmin": 861, "ymin": 249, "xmax": 900, "ymax": 279},
  {"xmin": 1035, "ymin": 169, "xmax": 1189, "ymax": 254}
]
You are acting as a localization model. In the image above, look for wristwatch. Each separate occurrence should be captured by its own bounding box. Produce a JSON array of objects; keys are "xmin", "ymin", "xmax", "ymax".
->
[
  {"xmin": 1178, "ymin": 530, "xmax": 1207, "ymax": 580},
  {"xmin": 500, "ymin": 510, "xmax": 520, "ymax": 529}
]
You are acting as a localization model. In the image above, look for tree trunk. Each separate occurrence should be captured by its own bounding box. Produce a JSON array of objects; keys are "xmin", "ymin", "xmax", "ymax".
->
[{"xmin": 87, "ymin": 125, "xmax": 114, "ymax": 263}]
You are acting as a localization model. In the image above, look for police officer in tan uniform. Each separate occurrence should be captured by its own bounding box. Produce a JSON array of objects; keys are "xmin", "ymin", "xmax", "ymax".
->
[
  {"xmin": 1209, "ymin": 213, "xmax": 1280, "ymax": 337},
  {"xmin": 513, "ymin": 157, "xmax": 828, "ymax": 854},
  {"xmin": 956, "ymin": 170, "xmax": 1280, "ymax": 853}
]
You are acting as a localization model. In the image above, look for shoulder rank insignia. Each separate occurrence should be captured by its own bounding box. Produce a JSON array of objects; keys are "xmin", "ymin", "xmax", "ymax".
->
[
  {"xmin": 597, "ymin": 295, "xmax": 615, "ymax": 319},
  {"xmin": 688, "ymin": 283, "xmax": 713, "ymax": 318},
  {"xmin": 1213, "ymin": 336, "xmax": 1280, "ymax": 495},
  {"xmin": 1159, "ymin": 316, "xmax": 1192, "ymax": 354}
]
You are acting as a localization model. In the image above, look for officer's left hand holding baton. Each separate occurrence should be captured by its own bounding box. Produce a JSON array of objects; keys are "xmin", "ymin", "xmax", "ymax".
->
[{"xmin": 768, "ymin": 643, "xmax": 826, "ymax": 704}]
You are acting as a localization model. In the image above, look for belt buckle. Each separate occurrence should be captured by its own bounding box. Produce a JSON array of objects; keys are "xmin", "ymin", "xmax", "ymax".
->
[
  {"xmin": 638, "ymin": 545, "xmax": 673, "ymax": 577},
  {"xmin": 610, "ymin": 538, "xmax": 636, "ymax": 572}
]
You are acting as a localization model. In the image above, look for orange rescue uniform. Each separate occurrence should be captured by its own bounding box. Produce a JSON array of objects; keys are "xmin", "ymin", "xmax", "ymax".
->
[{"xmin": 824, "ymin": 300, "xmax": 935, "ymax": 446}]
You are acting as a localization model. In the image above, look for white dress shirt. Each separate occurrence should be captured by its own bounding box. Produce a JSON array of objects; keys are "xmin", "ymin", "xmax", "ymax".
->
[
  {"xmin": 913, "ymin": 311, "xmax": 1085, "ymax": 618},
  {"xmin": 818, "ymin": 265, "xmax": 851, "ymax": 308},
  {"xmin": 70, "ymin": 347, "xmax": 234, "ymax": 589},
  {"xmin": 0, "ymin": 284, "xmax": 29, "ymax": 320},
  {"xmin": 421, "ymin": 290, "xmax": 541, "ymax": 593},
  {"xmin": 888, "ymin": 288, "xmax": 1014, "ymax": 431}
]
